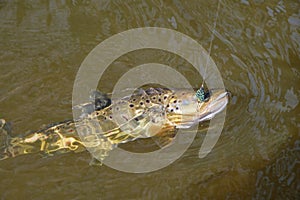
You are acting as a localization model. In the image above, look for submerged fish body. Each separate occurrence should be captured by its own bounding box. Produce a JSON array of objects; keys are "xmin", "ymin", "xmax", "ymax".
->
[{"xmin": 0, "ymin": 87, "xmax": 228, "ymax": 162}]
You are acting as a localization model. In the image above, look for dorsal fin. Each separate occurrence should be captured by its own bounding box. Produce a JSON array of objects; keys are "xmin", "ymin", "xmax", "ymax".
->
[
  {"xmin": 145, "ymin": 87, "xmax": 159, "ymax": 95},
  {"xmin": 72, "ymin": 90, "xmax": 111, "ymax": 116},
  {"xmin": 90, "ymin": 90, "xmax": 112, "ymax": 110}
]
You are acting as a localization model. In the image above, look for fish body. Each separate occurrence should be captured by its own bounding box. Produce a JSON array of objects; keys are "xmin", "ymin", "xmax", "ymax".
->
[{"xmin": 0, "ymin": 87, "xmax": 228, "ymax": 161}]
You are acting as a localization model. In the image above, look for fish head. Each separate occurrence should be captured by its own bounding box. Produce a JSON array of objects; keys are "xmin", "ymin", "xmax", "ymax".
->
[{"xmin": 167, "ymin": 88, "xmax": 229, "ymax": 128}]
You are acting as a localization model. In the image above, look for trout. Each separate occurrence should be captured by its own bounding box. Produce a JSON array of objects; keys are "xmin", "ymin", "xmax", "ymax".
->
[{"xmin": 0, "ymin": 87, "xmax": 228, "ymax": 162}]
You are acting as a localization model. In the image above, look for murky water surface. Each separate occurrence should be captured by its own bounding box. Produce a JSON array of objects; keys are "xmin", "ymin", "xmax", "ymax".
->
[{"xmin": 0, "ymin": 0, "xmax": 299, "ymax": 199}]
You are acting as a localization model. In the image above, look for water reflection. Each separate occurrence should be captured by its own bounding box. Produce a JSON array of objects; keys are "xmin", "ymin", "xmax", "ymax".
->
[{"xmin": 0, "ymin": 0, "xmax": 299, "ymax": 199}]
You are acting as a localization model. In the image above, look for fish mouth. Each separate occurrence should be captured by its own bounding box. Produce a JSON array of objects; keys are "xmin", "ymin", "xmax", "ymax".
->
[{"xmin": 198, "ymin": 89, "xmax": 229, "ymax": 122}]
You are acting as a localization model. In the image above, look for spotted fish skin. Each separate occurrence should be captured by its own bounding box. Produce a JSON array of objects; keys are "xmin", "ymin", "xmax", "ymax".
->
[{"xmin": 0, "ymin": 88, "xmax": 229, "ymax": 162}]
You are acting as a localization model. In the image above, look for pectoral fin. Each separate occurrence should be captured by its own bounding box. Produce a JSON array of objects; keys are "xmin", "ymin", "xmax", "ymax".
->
[{"xmin": 151, "ymin": 125, "xmax": 178, "ymax": 148}]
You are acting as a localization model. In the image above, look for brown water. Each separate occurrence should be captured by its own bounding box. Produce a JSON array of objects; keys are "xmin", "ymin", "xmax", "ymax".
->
[{"xmin": 0, "ymin": 0, "xmax": 299, "ymax": 199}]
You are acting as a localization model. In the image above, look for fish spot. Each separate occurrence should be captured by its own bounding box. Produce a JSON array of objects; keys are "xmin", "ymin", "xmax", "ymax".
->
[
  {"xmin": 170, "ymin": 109, "xmax": 174, "ymax": 112},
  {"xmin": 176, "ymin": 107, "xmax": 179, "ymax": 110},
  {"xmin": 129, "ymin": 104, "xmax": 134, "ymax": 108},
  {"xmin": 109, "ymin": 116, "xmax": 112, "ymax": 119},
  {"xmin": 158, "ymin": 99, "xmax": 161, "ymax": 102},
  {"xmin": 146, "ymin": 99, "xmax": 150, "ymax": 103},
  {"xmin": 164, "ymin": 96, "xmax": 167, "ymax": 100},
  {"xmin": 122, "ymin": 115, "xmax": 128, "ymax": 121},
  {"xmin": 167, "ymin": 104, "xmax": 169, "ymax": 107},
  {"xmin": 132, "ymin": 98, "xmax": 136, "ymax": 101},
  {"xmin": 173, "ymin": 100, "xmax": 177, "ymax": 103},
  {"xmin": 140, "ymin": 102, "xmax": 144, "ymax": 105},
  {"xmin": 152, "ymin": 97, "xmax": 156, "ymax": 100}
]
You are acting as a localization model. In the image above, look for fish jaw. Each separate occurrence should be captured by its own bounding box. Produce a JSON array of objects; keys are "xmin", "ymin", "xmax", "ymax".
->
[{"xmin": 197, "ymin": 89, "xmax": 229, "ymax": 122}]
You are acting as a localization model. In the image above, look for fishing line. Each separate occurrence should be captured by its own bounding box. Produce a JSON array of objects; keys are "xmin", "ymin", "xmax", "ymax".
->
[{"xmin": 201, "ymin": 0, "xmax": 222, "ymax": 88}]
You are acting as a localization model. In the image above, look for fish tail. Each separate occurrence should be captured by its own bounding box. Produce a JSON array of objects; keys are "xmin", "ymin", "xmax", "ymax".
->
[
  {"xmin": 0, "ymin": 119, "xmax": 86, "ymax": 161},
  {"xmin": 0, "ymin": 119, "xmax": 19, "ymax": 160},
  {"xmin": 0, "ymin": 119, "xmax": 9, "ymax": 160},
  {"xmin": 0, "ymin": 119, "xmax": 41, "ymax": 160}
]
